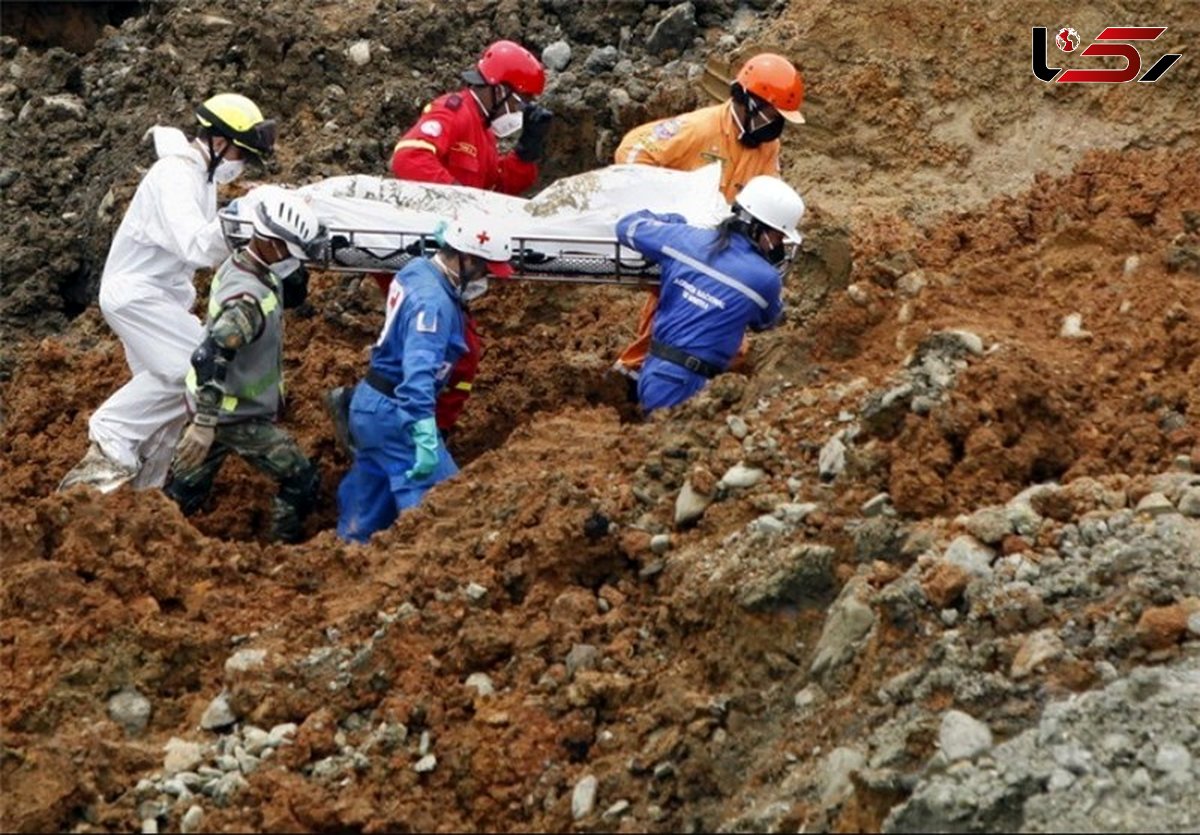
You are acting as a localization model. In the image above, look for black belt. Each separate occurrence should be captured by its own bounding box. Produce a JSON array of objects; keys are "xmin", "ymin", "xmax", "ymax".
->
[
  {"xmin": 364, "ymin": 367, "xmax": 398, "ymax": 397},
  {"xmin": 649, "ymin": 340, "xmax": 722, "ymax": 379}
]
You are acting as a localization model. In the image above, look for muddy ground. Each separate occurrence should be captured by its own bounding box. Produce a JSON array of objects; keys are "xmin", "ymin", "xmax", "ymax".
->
[{"xmin": 2, "ymin": 0, "xmax": 1199, "ymax": 832}]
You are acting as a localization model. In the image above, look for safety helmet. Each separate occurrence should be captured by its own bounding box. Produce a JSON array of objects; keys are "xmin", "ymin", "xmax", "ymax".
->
[
  {"xmin": 195, "ymin": 93, "xmax": 277, "ymax": 158},
  {"xmin": 734, "ymin": 53, "xmax": 805, "ymax": 124},
  {"xmin": 733, "ymin": 176, "xmax": 805, "ymax": 243},
  {"xmin": 439, "ymin": 210, "xmax": 515, "ymax": 277},
  {"xmin": 251, "ymin": 187, "xmax": 324, "ymax": 260},
  {"xmin": 462, "ymin": 40, "xmax": 546, "ymax": 97}
]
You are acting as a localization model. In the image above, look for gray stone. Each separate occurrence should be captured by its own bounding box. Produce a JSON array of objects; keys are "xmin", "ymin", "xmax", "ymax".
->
[
  {"xmin": 42, "ymin": 93, "xmax": 87, "ymax": 120},
  {"xmin": 542, "ymin": 40, "xmax": 572, "ymax": 72},
  {"xmin": 749, "ymin": 514, "xmax": 788, "ymax": 535},
  {"xmin": 180, "ymin": 805, "xmax": 204, "ymax": 834},
  {"xmin": 646, "ymin": 2, "xmax": 697, "ymax": 53},
  {"xmin": 964, "ymin": 506, "xmax": 1013, "ymax": 545},
  {"xmin": 209, "ymin": 772, "xmax": 248, "ymax": 806},
  {"xmin": 1011, "ymin": 628, "xmax": 1064, "ymax": 679},
  {"xmin": 464, "ymin": 582, "xmax": 489, "ymax": 603},
  {"xmin": 1153, "ymin": 743, "xmax": 1192, "ymax": 775},
  {"xmin": 810, "ymin": 581, "xmax": 876, "ymax": 679},
  {"xmin": 108, "ymin": 688, "xmax": 152, "ymax": 736},
  {"xmin": 1060, "ymin": 312, "xmax": 1091, "ymax": 339},
  {"xmin": 216, "ymin": 754, "xmax": 239, "ymax": 772},
  {"xmin": 794, "ymin": 684, "xmax": 824, "ymax": 710},
  {"xmin": 738, "ymin": 544, "xmax": 835, "ymax": 612},
  {"xmin": 572, "ymin": 774, "xmax": 598, "ymax": 820},
  {"xmin": 267, "ymin": 723, "xmax": 297, "ymax": 747},
  {"xmin": 141, "ymin": 819, "xmax": 158, "ymax": 835},
  {"xmin": 775, "ymin": 502, "xmax": 818, "ymax": 522},
  {"xmin": 163, "ymin": 738, "xmax": 205, "ymax": 775},
  {"xmin": 224, "ymin": 648, "xmax": 266, "ymax": 676},
  {"xmin": 674, "ymin": 479, "xmax": 712, "ymax": 527},
  {"xmin": 1136, "ymin": 492, "xmax": 1176, "ymax": 516},
  {"xmin": 1178, "ymin": 487, "xmax": 1200, "ymax": 518},
  {"xmin": 1188, "ymin": 612, "xmax": 1200, "ymax": 637},
  {"xmin": 649, "ymin": 533, "xmax": 671, "ymax": 554},
  {"xmin": 465, "ymin": 672, "xmax": 495, "ymax": 697},
  {"xmin": 938, "ymin": 710, "xmax": 993, "ymax": 761},
  {"xmin": 565, "ymin": 644, "xmax": 599, "ymax": 678},
  {"xmin": 819, "ymin": 746, "xmax": 866, "ymax": 806},
  {"xmin": 726, "ymin": 415, "xmax": 749, "ymax": 439},
  {"xmin": 602, "ymin": 799, "xmax": 631, "ymax": 820},
  {"xmin": 943, "ymin": 535, "xmax": 995, "ymax": 579},
  {"xmin": 720, "ymin": 462, "xmax": 764, "ymax": 489},
  {"xmin": 861, "ymin": 492, "xmax": 892, "ymax": 517},
  {"xmin": 0, "ymin": 168, "xmax": 18, "ymax": 189},
  {"xmin": 584, "ymin": 45, "xmax": 619, "ymax": 73},
  {"xmin": 413, "ymin": 754, "xmax": 437, "ymax": 773},
  {"xmin": 200, "ymin": 692, "xmax": 237, "ymax": 730},
  {"xmin": 896, "ymin": 271, "xmax": 928, "ymax": 297},
  {"xmin": 818, "ymin": 435, "xmax": 847, "ymax": 481},
  {"xmin": 241, "ymin": 726, "xmax": 270, "ymax": 756},
  {"xmin": 346, "ymin": 39, "xmax": 371, "ymax": 67}
]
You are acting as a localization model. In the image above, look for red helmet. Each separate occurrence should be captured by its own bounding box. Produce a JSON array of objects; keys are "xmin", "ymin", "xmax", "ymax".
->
[
  {"xmin": 463, "ymin": 40, "xmax": 545, "ymax": 97},
  {"xmin": 736, "ymin": 53, "xmax": 805, "ymax": 123}
]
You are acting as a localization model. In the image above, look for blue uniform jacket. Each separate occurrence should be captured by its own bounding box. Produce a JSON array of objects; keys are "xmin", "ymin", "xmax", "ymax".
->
[
  {"xmin": 369, "ymin": 257, "xmax": 468, "ymax": 427},
  {"xmin": 616, "ymin": 210, "xmax": 783, "ymax": 369}
]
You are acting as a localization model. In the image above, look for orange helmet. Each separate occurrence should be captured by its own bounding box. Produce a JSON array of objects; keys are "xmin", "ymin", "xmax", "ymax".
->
[
  {"xmin": 463, "ymin": 40, "xmax": 546, "ymax": 97},
  {"xmin": 735, "ymin": 53, "xmax": 804, "ymax": 124}
]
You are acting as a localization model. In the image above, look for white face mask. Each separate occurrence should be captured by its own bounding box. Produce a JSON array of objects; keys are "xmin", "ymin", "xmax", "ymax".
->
[
  {"xmin": 462, "ymin": 277, "xmax": 490, "ymax": 302},
  {"xmin": 490, "ymin": 108, "xmax": 523, "ymax": 138},
  {"xmin": 212, "ymin": 157, "xmax": 245, "ymax": 184}
]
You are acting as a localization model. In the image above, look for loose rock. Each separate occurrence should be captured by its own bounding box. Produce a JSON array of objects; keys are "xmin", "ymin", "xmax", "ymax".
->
[
  {"xmin": 572, "ymin": 774, "xmax": 598, "ymax": 819},
  {"xmin": 200, "ymin": 692, "xmax": 238, "ymax": 730},
  {"xmin": 939, "ymin": 709, "xmax": 993, "ymax": 761},
  {"xmin": 542, "ymin": 40, "xmax": 572, "ymax": 72},
  {"xmin": 107, "ymin": 687, "xmax": 152, "ymax": 736}
]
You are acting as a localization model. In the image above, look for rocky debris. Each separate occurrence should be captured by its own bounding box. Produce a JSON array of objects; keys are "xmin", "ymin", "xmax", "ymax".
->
[
  {"xmin": 107, "ymin": 687, "xmax": 152, "ymax": 736},
  {"xmin": 818, "ymin": 434, "xmax": 847, "ymax": 481},
  {"xmin": 674, "ymin": 478, "xmax": 712, "ymax": 527},
  {"xmin": 649, "ymin": 532, "xmax": 671, "ymax": 554},
  {"xmin": 464, "ymin": 672, "xmax": 495, "ymax": 697},
  {"xmin": 1010, "ymin": 628, "xmax": 1064, "ymax": 678},
  {"xmin": 163, "ymin": 739, "xmax": 205, "ymax": 776},
  {"xmin": 964, "ymin": 506, "xmax": 1013, "ymax": 545},
  {"xmin": 646, "ymin": 2, "xmax": 697, "ymax": 54},
  {"xmin": 346, "ymin": 39, "xmax": 370, "ymax": 67},
  {"xmin": 179, "ymin": 805, "xmax": 204, "ymax": 834},
  {"xmin": 413, "ymin": 754, "xmax": 437, "ymax": 773},
  {"xmin": 719, "ymin": 462, "xmax": 764, "ymax": 489},
  {"xmin": 810, "ymin": 579, "xmax": 876, "ymax": 682},
  {"xmin": 584, "ymin": 45, "xmax": 619, "ymax": 73},
  {"xmin": 565, "ymin": 643, "xmax": 599, "ymax": 679},
  {"xmin": 885, "ymin": 653, "xmax": 1200, "ymax": 833},
  {"xmin": 542, "ymin": 40, "xmax": 571, "ymax": 72},
  {"xmin": 943, "ymin": 535, "xmax": 995, "ymax": 580},
  {"xmin": 199, "ymin": 692, "xmax": 237, "ymax": 730},
  {"xmin": 938, "ymin": 709, "xmax": 993, "ymax": 761},
  {"xmin": 572, "ymin": 774, "xmax": 599, "ymax": 820},
  {"xmin": 737, "ymin": 543, "xmax": 836, "ymax": 611},
  {"xmin": 1135, "ymin": 491, "xmax": 1176, "ymax": 516},
  {"xmin": 1060, "ymin": 312, "xmax": 1092, "ymax": 339},
  {"xmin": 819, "ymin": 746, "xmax": 867, "ymax": 806}
]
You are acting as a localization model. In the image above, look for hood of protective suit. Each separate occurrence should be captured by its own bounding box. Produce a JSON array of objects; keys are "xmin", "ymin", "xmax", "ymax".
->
[{"xmin": 148, "ymin": 126, "xmax": 200, "ymax": 162}]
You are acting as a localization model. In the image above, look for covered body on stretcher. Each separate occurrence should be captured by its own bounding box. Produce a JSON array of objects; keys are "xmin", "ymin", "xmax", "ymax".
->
[{"xmin": 220, "ymin": 164, "xmax": 731, "ymax": 285}]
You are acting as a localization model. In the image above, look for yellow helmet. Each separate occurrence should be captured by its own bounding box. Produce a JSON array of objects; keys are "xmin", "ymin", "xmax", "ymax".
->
[{"xmin": 195, "ymin": 93, "xmax": 277, "ymax": 158}]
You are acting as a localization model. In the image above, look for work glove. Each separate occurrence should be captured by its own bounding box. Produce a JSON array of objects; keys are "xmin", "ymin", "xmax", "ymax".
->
[
  {"xmin": 404, "ymin": 417, "xmax": 440, "ymax": 480},
  {"xmin": 173, "ymin": 420, "xmax": 216, "ymax": 477},
  {"xmin": 514, "ymin": 103, "xmax": 554, "ymax": 163}
]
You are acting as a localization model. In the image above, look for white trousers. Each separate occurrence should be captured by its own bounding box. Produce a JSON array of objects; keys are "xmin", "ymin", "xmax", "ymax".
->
[{"xmin": 89, "ymin": 277, "xmax": 204, "ymax": 489}]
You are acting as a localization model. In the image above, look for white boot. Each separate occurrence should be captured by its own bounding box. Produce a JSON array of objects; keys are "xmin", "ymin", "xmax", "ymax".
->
[{"xmin": 58, "ymin": 442, "xmax": 138, "ymax": 494}]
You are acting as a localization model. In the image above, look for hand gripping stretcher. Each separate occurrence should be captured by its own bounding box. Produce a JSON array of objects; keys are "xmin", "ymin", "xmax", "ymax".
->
[{"xmin": 218, "ymin": 164, "xmax": 733, "ymax": 287}]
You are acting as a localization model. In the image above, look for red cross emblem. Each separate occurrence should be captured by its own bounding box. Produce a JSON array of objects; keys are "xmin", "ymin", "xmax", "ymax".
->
[{"xmin": 476, "ymin": 230, "xmax": 490, "ymax": 245}]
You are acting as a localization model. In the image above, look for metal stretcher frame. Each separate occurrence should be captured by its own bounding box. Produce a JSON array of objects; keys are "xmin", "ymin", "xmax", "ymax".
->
[{"xmin": 217, "ymin": 211, "xmax": 663, "ymax": 288}]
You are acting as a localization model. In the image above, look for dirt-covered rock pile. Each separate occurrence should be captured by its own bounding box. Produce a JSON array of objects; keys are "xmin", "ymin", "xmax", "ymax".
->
[{"xmin": 2, "ymin": 0, "xmax": 1199, "ymax": 833}]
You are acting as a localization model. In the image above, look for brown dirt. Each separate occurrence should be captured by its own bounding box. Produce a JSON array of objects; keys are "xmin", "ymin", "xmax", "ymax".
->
[{"xmin": 2, "ymin": 0, "xmax": 1199, "ymax": 832}]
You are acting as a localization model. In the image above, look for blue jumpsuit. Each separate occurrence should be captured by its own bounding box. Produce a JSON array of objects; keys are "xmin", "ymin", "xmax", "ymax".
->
[
  {"xmin": 336, "ymin": 259, "xmax": 468, "ymax": 542},
  {"xmin": 616, "ymin": 210, "xmax": 784, "ymax": 412}
]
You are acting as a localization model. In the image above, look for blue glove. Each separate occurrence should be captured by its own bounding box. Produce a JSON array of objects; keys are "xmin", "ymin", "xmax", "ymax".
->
[
  {"xmin": 226, "ymin": 198, "xmax": 242, "ymax": 216},
  {"xmin": 404, "ymin": 417, "xmax": 440, "ymax": 480}
]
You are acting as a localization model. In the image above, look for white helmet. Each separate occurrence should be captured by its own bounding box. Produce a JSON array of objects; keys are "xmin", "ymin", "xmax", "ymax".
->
[
  {"xmin": 439, "ymin": 210, "xmax": 515, "ymax": 277},
  {"xmin": 734, "ymin": 176, "xmax": 805, "ymax": 244},
  {"xmin": 251, "ymin": 186, "xmax": 324, "ymax": 260}
]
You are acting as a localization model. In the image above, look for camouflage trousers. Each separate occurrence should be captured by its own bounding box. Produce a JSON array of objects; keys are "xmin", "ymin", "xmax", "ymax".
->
[{"xmin": 165, "ymin": 419, "xmax": 319, "ymax": 543}]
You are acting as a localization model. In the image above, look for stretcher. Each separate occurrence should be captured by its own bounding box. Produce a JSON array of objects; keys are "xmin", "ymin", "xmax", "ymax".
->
[{"xmin": 219, "ymin": 164, "xmax": 732, "ymax": 287}]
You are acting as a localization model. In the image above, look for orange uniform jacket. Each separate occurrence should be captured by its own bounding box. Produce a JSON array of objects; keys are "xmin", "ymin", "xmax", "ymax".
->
[
  {"xmin": 612, "ymin": 102, "xmax": 782, "ymax": 374},
  {"xmin": 389, "ymin": 89, "xmax": 539, "ymax": 432}
]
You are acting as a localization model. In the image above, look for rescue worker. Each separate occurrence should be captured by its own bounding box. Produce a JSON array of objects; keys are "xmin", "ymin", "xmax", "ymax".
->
[
  {"xmin": 611, "ymin": 53, "xmax": 804, "ymax": 385},
  {"xmin": 615, "ymin": 175, "xmax": 805, "ymax": 413},
  {"xmin": 165, "ymin": 190, "xmax": 326, "ymax": 543},
  {"xmin": 60, "ymin": 93, "xmax": 277, "ymax": 493},
  {"xmin": 330, "ymin": 40, "xmax": 553, "ymax": 442},
  {"xmin": 336, "ymin": 212, "xmax": 515, "ymax": 543}
]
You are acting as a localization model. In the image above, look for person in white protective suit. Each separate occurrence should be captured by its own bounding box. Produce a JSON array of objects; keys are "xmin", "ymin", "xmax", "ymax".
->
[{"xmin": 59, "ymin": 93, "xmax": 278, "ymax": 493}]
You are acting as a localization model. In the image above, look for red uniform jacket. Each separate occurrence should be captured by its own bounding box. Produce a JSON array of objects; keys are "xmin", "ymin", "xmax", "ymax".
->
[
  {"xmin": 386, "ymin": 89, "xmax": 539, "ymax": 434},
  {"xmin": 390, "ymin": 88, "xmax": 538, "ymax": 194}
]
